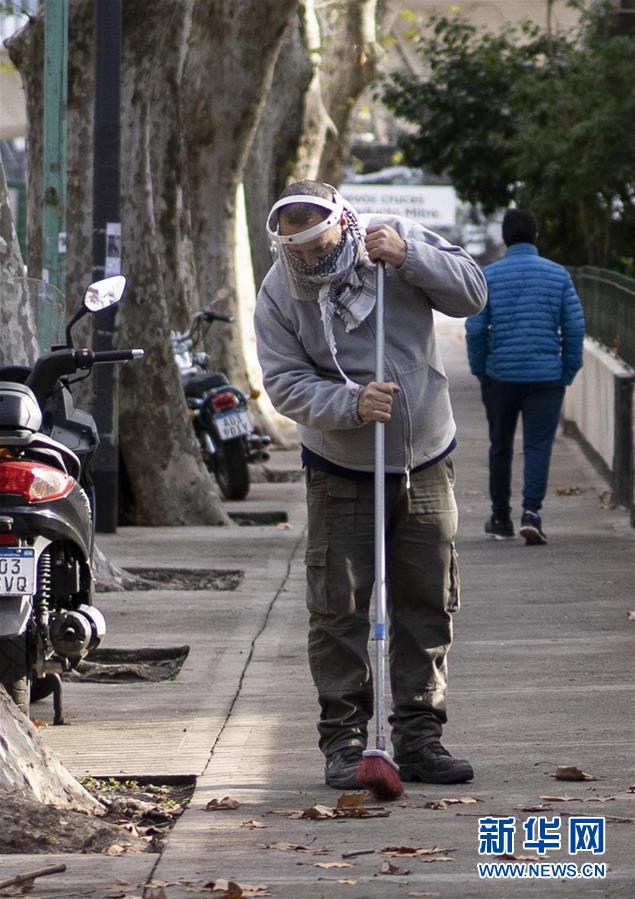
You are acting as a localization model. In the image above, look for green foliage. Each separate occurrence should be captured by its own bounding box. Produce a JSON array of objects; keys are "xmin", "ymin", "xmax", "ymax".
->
[{"xmin": 382, "ymin": 3, "xmax": 635, "ymax": 271}]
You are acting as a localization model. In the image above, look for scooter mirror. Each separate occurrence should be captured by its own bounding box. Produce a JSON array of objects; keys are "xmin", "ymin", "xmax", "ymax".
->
[{"xmin": 83, "ymin": 275, "xmax": 127, "ymax": 312}]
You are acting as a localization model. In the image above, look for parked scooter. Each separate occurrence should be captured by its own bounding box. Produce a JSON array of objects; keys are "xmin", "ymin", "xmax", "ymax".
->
[
  {"xmin": 171, "ymin": 308, "xmax": 270, "ymax": 500},
  {"xmin": 0, "ymin": 275, "xmax": 143, "ymax": 723}
]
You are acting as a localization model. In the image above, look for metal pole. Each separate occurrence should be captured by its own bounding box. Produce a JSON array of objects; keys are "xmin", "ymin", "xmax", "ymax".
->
[
  {"xmin": 92, "ymin": 0, "xmax": 122, "ymax": 533},
  {"xmin": 374, "ymin": 261, "xmax": 387, "ymax": 752},
  {"xmin": 42, "ymin": 0, "xmax": 68, "ymax": 290}
]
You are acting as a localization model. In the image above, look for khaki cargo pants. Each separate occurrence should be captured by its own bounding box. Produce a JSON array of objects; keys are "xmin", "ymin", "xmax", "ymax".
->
[{"xmin": 304, "ymin": 458, "xmax": 460, "ymax": 758}]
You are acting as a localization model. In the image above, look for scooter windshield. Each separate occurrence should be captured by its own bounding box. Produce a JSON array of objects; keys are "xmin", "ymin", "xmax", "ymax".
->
[{"xmin": 0, "ymin": 276, "xmax": 65, "ymax": 367}]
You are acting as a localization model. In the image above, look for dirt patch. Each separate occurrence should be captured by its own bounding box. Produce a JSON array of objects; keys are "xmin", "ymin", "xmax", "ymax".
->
[
  {"xmin": 65, "ymin": 646, "xmax": 189, "ymax": 684},
  {"xmin": 120, "ymin": 567, "xmax": 243, "ymax": 591},
  {"xmin": 229, "ymin": 510, "xmax": 288, "ymax": 526},
  {"xmin": 0, "ymin": 778, "xmax": 193, "ymax": 856}
]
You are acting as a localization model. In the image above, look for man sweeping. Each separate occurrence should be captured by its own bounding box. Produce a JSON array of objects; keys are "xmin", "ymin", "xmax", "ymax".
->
[{"xmin": 254, "ymin": 181, "xmax": 487, "ymax": 790}]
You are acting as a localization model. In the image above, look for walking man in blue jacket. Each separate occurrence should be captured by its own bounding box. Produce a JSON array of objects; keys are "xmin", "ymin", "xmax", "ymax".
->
[{"xmin": 466, "ymin": 208, "xmax": 585, "ymax": 545}]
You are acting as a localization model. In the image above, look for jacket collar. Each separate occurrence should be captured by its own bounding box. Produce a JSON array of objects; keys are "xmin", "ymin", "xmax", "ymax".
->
[{"xmin": 506, "ymin": 243, "xmax": 539, "ymax": 257}]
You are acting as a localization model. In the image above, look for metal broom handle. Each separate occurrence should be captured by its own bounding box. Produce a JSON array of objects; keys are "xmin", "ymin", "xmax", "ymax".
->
[{"xmin": 374, "ymin": 260, "xmax": 387, "ymax": 752}]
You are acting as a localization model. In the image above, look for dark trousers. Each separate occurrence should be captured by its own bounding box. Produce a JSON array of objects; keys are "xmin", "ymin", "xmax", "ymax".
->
[
  {"xmin": 480, "ymin": 379, "xmax": 565, "ymax": 518},
  {"xmin": 304, "ymin": 459, "xmax": 460, "ymax": 758}
]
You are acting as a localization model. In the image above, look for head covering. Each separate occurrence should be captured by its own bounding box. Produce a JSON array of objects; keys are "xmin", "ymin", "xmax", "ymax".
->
[
  {"xmin": 502, "ymin": 208, "xmax": 538, "ymax": 246},
  {"xmin": 266, "ymin": 185, "xmax": 376, "ymax": 385}
]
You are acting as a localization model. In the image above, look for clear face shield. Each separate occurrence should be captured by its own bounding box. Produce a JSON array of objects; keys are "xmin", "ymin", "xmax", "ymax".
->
[{"xmin": 266, "ymin": 189, "xmax": 346, "ymax": 300}]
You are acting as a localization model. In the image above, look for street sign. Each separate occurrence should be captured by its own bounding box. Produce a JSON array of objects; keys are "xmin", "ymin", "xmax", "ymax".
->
[{"xmin": 340, "ymin": 184, "xmax": 457, "ymax": 228}]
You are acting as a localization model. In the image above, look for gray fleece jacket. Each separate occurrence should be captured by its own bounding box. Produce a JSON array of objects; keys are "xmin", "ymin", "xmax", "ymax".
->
[{"xmin": 254, "ymin": 215, "xmax": 487, "ymax": 474}]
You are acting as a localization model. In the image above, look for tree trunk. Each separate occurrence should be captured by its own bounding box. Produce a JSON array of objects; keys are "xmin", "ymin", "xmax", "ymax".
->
[
  {"xmin": 10, "ymin": 2, "xmax": 228, "ymax": 525},
  {"xmin": 316, "ymin": 0, "xmax": 382, "ymax": 185},
  {"xmin": 0, "ymin": 158, "xmax": 39, "ymax": 367},
  {"xmin": 118, "ymin": 0, "xmax": 228, "ymax": 525},
  {"xmin": 0, "ymin": 686, "xmax": 103, "ymax": 814},
  {"xmin": 243, "ymin": 8, "xmax": 314, "ymax": 290},
  {"xmin": 182, "ymin": 0, "xmax": 297, "ymax": 389}
]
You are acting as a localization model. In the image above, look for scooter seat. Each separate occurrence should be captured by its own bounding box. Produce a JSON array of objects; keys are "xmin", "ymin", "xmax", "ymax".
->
[{"xmin": 182, "ymin": 371, "xmax": 229, "ymax": 397}]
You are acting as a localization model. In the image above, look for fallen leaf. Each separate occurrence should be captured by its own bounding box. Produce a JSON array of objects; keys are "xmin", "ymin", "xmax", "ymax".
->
[
  {"xmin": 276, "ymin": 522, "xmax": 292, "ymax": 529},
  {"xmin": 418, "ymin": 856, "xmax": 455, "ymax": 864},
  {"xmin": 336, "ymin": 792, "xmax": 367, "ymax": 810},
  {"xmin": 105, "ymin": 844, "xmax": 127, "ymax": 856},
  {"xmin": 552, "ymin": 766, "xmax": 598, "ymax": 782},
  {"xmin": 316, "ymin": 878, "xmax": 358, "ymax": 884},
  {"xmin": 409, "ymin": 892, "xmax": 441, "ymax": 897},
  {"xmin": 300, "ymin": 804, "xmax": 337, "ymax": 820},
  {"xmin": 206, "ymin": 796, "xmax": 241, "ymax": 811},
  {"xmin": 382, "ymin": 846, "xmax": 456, "ymax": 858},
  {"xmin": 628, "ymin": 785, "xmax": 635, "ymax": 793},
  {"xmin": 264, "ymin": 842, "xmax": 329, "ymax": 854},
  {"xmin": 556, "ymin": 486, "xmax": 583, "ymax": 496},
  {"xmin": 540, "ymin": 795, "xmax": 580, "ymax": 802},
  {"xmin": 381, "ymin": 861, "xmax": 410, "ymax": 875},
  {"xmin": 314, "ymin": 862, "xmax": 354, "ymax": 869},
  {"xmin": 628, "ymin": 611, "xmax": 635, "ymax": 621},
  {"xmin": 241, "ymin": 820, "xmax": 266, "ymax": 829},
  {"xmin": 440, "ymin": 796, "xmax": 480, "ymax": 805},
  {"xmin": 206, "ymin": 882, "xmax": 270, "ymax": 898}
]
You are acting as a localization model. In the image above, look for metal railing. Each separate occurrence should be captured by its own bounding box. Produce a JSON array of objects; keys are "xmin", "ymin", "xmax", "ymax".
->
[{"xmin": 570, "ymin": 267, "xmax": 635, "ymax": 369}]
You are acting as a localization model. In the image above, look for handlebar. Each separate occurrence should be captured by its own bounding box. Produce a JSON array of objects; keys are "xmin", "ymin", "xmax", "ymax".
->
[
  {"xmin": 92, "ymin": 349, "xmax": 145, "ymax": 363},
  {"xmin": 26, "ymin": 347, "xmax": 144, "ymax": 405},
  {"xmin": 200, "ymin": 309, "xmax": 235, "ymax": 324}
]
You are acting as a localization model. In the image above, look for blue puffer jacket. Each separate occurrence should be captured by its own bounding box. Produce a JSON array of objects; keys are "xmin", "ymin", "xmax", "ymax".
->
[{"xmin": 465, "ymin": 243, "xmax": 585, "ymax": 384}]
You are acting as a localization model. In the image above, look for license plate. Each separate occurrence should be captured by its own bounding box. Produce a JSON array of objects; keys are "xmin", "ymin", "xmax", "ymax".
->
[
  {"xmin": 216, "ymin": 410, "xmax": 252, "ymax": 441},
  {"xmin": 0, "ymin": 548, "xmax": 36, "ymax": 596}
]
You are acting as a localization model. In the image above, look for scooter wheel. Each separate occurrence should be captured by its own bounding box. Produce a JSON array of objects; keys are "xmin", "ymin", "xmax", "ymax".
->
[{"xmin": 214, "ymin": 437, "xmax": 250, "ymax": 500}]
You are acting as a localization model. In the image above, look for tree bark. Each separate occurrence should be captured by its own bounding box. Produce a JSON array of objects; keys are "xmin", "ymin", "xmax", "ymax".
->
[
  {"xmin": 0, "ymin": 157, "xmax": 39, "ymax": 367},
  {"xmin": 316, "ymin": 0, "xmax": 382, "ymax": 186},
  {"xmin": 0, "ymin": 686, "xmax": 103, "ymax": 814},
  {"xmin": 243, "ymin": 8, "xmax": 313, "ymax": 290},
  {"xmin": 182, "ymin": 0, "xmax": 297, "ymax": 387},
  {"xmin": 118, "ymin": 0, "xmax": 228, "ymax": 525}
]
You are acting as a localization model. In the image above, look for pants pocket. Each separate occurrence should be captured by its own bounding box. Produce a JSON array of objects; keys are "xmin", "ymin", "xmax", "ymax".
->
[
  {"xmin": 448, "ymin": 542, "xmax": 461, "ymax": 613},
  {"xmin": 304, "ymin": 544, "xmax": 328, "ymax": 614}
]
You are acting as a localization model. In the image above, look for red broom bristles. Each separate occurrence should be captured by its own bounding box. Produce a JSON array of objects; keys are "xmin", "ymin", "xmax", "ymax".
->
[{"xmin": 357, "ymin": 754, "xmax": 404, "ymax": 801}]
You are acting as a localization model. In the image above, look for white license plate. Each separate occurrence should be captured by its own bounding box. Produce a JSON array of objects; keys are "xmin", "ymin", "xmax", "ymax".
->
[
  {"xmin": 216, "ymin": 410, "xmax": 252, "ymax": 441},
  {"xmin": 0, "ymin": 548, "xmax": 36, "ymax": 596}
]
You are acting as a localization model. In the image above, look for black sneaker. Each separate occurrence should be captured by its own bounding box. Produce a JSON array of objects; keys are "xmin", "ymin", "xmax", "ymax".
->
[
  {"xmin": 484, "ymin": 515, "xmax": 515, "ymax": 539},
  {"xmin": 324, "ymin": 746, "xmax": 364, "ymax": 790},
  {"xmin": 519, "ymin": 511, "xmax": 547, "ymax": 545},
  {"xmin": 396, "ymin": 740, "xmax": 474, "ymax": 784}
]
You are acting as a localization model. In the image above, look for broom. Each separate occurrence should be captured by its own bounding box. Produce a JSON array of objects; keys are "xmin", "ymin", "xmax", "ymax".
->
[{"xmin": 356, "ymin": 260, "xmax": 404, "ymax": 801}]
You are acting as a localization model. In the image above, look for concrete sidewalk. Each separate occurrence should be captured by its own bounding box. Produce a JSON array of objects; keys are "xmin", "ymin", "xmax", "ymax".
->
[{"xmin": 1, "ymin": 322, "xmax": 633, "ymax": 897}]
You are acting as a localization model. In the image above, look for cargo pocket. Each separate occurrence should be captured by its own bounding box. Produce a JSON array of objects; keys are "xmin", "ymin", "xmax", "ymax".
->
[
  {"xmin": 448, "ymin": 542, "xmax": 461, "ymax": 613},
  {"xmin": 304, "ymin": 544, "xmax": 328, "ymax": 614}
]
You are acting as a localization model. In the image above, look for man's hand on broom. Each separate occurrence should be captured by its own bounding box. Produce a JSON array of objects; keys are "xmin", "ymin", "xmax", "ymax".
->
[{"xmin": 358, "ymin": 381, "xmax": 400, "ymax": 423}]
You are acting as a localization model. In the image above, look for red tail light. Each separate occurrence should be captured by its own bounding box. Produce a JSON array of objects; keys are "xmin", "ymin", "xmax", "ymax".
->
[
  {"xmin": 0, "ymin": 534, "xmax": 18, "ymax": 546},
  {"xmin": 0, "ymin": 461, "xmax": 75, "ymax": 503},
  {"xmin": 212, "ymin": 391, "xmax": 239, "ymax": 412}
]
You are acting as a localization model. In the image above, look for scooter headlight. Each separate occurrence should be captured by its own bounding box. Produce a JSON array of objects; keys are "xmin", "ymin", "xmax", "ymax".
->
[{"xmin": 0, "ymin": 461, "xmax": 75, "ymax": 503}]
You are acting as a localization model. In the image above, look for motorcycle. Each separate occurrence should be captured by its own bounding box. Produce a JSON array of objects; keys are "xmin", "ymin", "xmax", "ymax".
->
[
  {"xmin": 171, "ymin": 308, "xmax": 270, "ymax": 501},
  {"xmin": 0, "ymin": 274, "xmax": 143, "ymax": 723}
]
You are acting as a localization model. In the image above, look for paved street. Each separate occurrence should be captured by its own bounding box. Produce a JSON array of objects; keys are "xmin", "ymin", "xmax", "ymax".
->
[{"xmin": 1, "ymin": 320, "xmax": 633, "ymax": 897}]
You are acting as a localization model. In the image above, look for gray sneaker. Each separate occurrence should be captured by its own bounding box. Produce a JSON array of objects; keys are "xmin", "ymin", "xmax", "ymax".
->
[
  {"xmin": 519, "ymin": 511, "xmax": 547, "ymax": 545},
  {"xmin": 396, "ymin": 740, "xmax": 474, "ymax": 784},
  {"xmin": 324, "ymin": 746, "xmax": 364, "ymax": 789}
]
